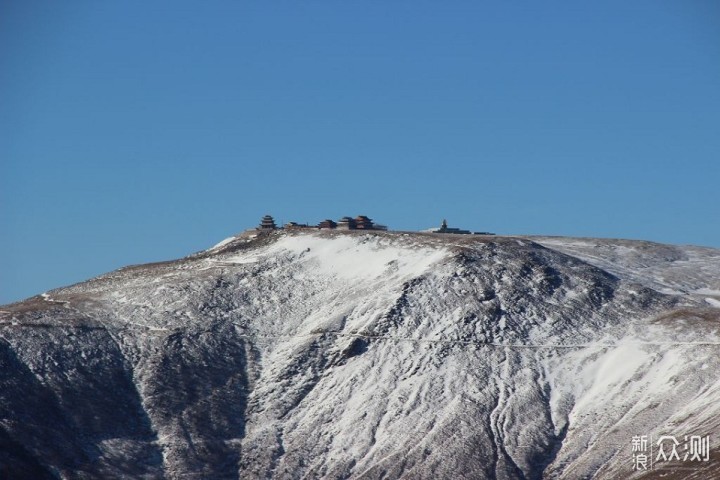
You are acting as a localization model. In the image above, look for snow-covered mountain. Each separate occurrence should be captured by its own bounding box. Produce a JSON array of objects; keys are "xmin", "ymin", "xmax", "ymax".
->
[{"xmin": 1, "ymin": 230, "xmax": 719, "ymax": 479}]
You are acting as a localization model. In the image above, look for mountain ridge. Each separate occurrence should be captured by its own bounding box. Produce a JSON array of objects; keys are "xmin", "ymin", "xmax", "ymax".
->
[{"xmin": 1, "ymin": 230, "xmax": 719, "ymax": 479}]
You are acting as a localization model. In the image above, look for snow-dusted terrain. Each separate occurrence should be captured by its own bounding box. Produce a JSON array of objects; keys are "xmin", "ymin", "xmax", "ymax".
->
[{"xmin": 1, "ymin": 230, "xmax": 719, "ymax": 479}]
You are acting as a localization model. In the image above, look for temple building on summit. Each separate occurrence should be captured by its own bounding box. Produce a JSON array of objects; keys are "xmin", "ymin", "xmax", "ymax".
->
[
  {"xmin": 284, "ymin": 221, "xmax": 312, "ymax": 229},
  {"xmin": 336, "ymin": 217, "xmax": 355, "ymax": 230},
  {"xmin": 433, "ymin": 219, "xmax": 471, "ymax": 235},
  {"xmin": 258, "ymin": 215, "xmax": 277, "ymax": 230},
  {"xmin": 332, "ymin": 215, "xmax": 387, "ymax": 230},
  {"xmin": 429, "ymin": 219, "xmax": 494, "ymax": 236},
  {"xmin": 318, "ymin": 219, "xmax": 337, "ymax": 229},
  {"xmin": 355, "ymin": 215, "xmax": 376, "ymax": 229},
  {"xmin": 257, "ymin": 214, "xmax": 387, "ymax": 231}
]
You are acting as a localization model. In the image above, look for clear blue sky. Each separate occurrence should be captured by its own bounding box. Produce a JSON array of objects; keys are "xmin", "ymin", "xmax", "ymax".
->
[{"xmin": 2, "ymin": 1, "xmax": 719, "ymax": 304}]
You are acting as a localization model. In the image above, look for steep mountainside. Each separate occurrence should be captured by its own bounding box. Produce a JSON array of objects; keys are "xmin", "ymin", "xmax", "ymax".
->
[{"xmin": 1, "ymin": 230, "xmax": 719, "ymax": 479}]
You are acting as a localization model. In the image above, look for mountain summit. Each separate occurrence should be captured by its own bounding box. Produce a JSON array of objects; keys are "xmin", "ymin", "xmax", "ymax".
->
[{"xmin": 1, "ymin": 230, "xmax": 719, "ymax": 479}]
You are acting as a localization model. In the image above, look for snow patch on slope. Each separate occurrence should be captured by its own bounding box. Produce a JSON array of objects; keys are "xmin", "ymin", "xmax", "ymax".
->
[
  {"xmin": 207, "ymin": 236, "xmax": 236, "ymax": 251},
  {"xmin": 226, "ymin": 233, "xmax": 449, "ymax": 282},
  {"xmin": 706, "ymin": 298, "xmax": 720, "ymax": 308}
]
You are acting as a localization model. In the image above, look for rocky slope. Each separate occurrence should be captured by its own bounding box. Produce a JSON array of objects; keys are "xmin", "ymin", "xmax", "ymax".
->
[{"xmin": 1, "ymin": 230, "xmax": 719, "ymax": 479}]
